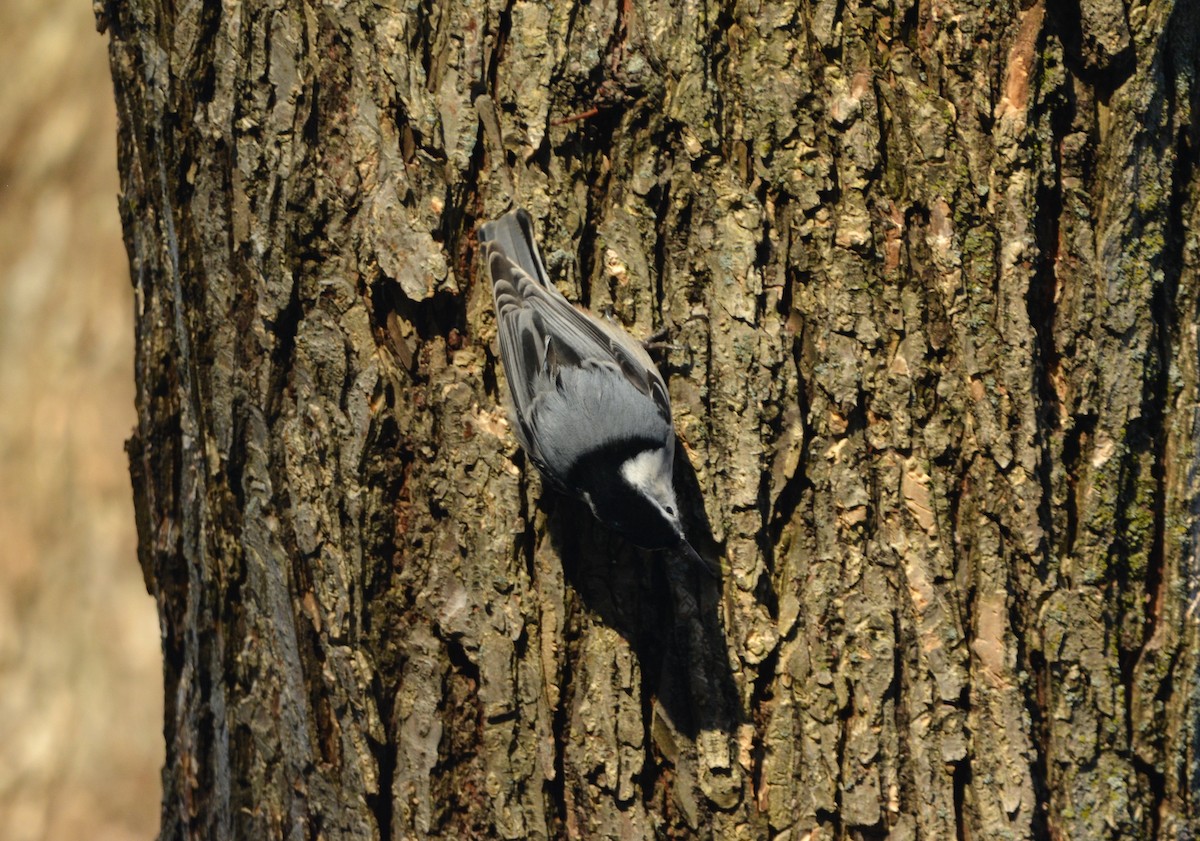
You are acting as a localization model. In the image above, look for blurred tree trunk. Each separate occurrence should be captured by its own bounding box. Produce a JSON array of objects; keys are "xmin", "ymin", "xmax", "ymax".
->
[{"xmin": 104, "ymin": 0, "xmax": 1199, "ymax": 838}]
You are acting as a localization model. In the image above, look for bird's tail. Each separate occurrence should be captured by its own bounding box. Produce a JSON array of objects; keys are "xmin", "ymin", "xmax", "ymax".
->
[{"xmin": 478, "ymin": 208, "xmax": 551, "ymax": 289}]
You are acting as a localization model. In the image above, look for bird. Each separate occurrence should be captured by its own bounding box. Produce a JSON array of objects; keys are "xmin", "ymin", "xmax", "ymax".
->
[{"xmin": 478, "ymin": 208, "xmax": 715, "ymax": 576}]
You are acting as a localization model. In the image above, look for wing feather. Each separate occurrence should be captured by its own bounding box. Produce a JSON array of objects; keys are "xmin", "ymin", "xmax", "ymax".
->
[{"xmin": 480, "ymin": 210, "xmax": 671, "ymax": 430}]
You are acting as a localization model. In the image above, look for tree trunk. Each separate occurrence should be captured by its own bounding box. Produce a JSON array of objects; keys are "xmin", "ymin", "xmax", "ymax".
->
[{"xmin": 104, "ymin": 0, "xmax": 1200, "ymax": 837}]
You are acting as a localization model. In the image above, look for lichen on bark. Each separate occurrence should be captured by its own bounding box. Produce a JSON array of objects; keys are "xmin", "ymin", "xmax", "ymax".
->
[{"xmin": 106, "ymin": 0, "xmax": 1200, "ymax": 838}]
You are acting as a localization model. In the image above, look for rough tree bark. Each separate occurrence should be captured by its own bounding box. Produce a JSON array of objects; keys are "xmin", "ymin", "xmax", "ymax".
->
[{"xmin": 104, "ymin": 0, "xmax": 1199, "ymax": 837}]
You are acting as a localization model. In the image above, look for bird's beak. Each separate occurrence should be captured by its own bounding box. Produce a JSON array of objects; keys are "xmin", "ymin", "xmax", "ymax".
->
[{"xmin": 678, "ymin": 538, "xmax": 721, "ymax": 580}]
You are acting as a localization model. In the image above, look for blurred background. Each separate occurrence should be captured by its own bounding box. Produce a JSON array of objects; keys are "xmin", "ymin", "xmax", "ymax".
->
[{"xmin": 0, "ymin": 1, "xmax": 163, "ymax": 839}]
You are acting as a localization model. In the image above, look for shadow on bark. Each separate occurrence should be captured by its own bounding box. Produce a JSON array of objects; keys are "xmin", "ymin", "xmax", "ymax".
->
[{"xmin": 543, "ymin": 447, "xmax": 741, "ymax": 743}]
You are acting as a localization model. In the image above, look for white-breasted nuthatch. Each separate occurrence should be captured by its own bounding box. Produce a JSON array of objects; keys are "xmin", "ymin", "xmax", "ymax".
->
[{"xmin": 479, "ymin": 209, "xmax": 715, "ymax": 576}]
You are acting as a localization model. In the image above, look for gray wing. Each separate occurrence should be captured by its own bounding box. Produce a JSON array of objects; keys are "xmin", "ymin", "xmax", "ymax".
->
[{"xmin": 479, "ymin": 209, "xmax": 673, "ymax": 479}]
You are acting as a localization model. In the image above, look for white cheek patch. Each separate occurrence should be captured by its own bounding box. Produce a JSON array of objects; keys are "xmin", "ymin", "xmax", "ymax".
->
[
  {"xmin": 620, "ymin": 449, "xmax": 678, "ymax": 514},
  {"xmin": 620, "ymin": 449, "xmax": 667, "ymax": 488}
]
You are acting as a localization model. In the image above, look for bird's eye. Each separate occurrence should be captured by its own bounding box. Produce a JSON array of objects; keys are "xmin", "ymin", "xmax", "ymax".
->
[{"xmin": 665, "ymin": 506, "xmax": 675, "ymax": 516}]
